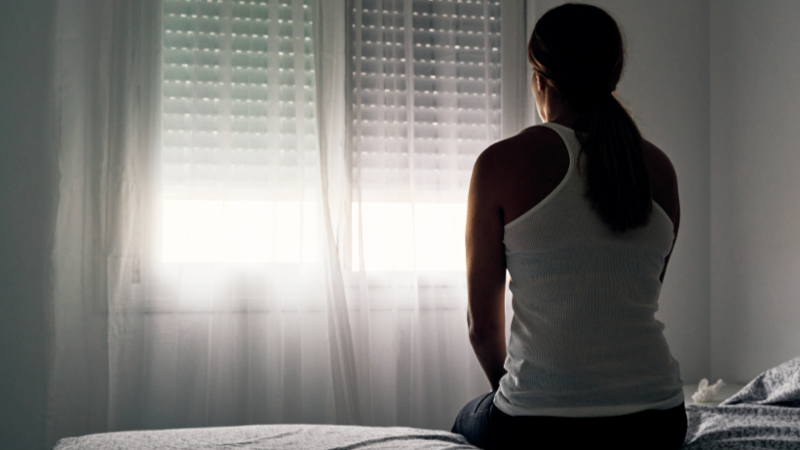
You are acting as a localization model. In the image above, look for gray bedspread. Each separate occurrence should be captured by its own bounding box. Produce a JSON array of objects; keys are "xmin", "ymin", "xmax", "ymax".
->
[
  {"xmin": 55, "ymin": 357, "xmax": 800, "ymax": 449},
  {"xmin": 682, "ymin": 356, "xmax": 800, "ymax": 449},
  {"xmin": 53, "ymin": 425, "xmax": 478, "ymax": 450}
]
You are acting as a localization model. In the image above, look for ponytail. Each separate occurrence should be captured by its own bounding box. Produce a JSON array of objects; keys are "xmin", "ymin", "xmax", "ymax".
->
[
  {"xmin": 529, "ymin": 3, "xmax": 652, "ymax": 233},
  {"xmin": 577, "ymin": 93, "xmax": 652, "ymax": 233}
]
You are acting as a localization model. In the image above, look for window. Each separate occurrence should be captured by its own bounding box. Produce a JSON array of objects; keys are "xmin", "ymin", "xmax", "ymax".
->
[
  {"xmin": 159, "ymin": 0, "xmax": 509, "ymax": 273},
  {"xmin": 160, "ymin": 0, "xmax": 319, "ymax": 264},
  {"xmin": 351, "ymin": 0, "xmax": 501, "ymax": 272}
]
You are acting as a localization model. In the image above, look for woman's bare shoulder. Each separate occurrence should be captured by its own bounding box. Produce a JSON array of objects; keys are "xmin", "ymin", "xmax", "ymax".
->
[
  {"xmin": 476, "ymin": 126, "xmax": 562, "ymax": 166},
  {"xmin": 471, "ymin": 126, "xmax": 570, "ymax": 224},
  {"xmin": 472, "ymin": 126, "xmax": 564, "ymax": 190},
  {"xmin": 643, "ymin": 139, "xmax": 680, "ymax": 229},
  {"xmin": 643, "ymin": 139, "xmax": 675, "ymax": 169}
]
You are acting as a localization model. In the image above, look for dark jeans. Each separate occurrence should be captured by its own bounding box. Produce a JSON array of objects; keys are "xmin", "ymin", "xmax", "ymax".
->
[{"xmin": 452, "ymin": 391, "xmax": 687, "ymax": 450}]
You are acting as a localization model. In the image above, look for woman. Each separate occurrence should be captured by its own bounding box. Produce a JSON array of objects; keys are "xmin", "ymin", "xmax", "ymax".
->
[{"xmin": 452, "ymin": 4, "xmax": 686, "ymax": 449}]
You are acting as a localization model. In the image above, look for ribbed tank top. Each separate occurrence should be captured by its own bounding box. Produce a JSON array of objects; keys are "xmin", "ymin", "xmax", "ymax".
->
[{"xmin": 493, "ymin": 122, "xmax": 684, "ymax": 417}]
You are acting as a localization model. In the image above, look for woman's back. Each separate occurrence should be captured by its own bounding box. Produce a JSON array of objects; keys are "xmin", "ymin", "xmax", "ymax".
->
[
  {"xmin": 453, "ymin": 4, "xmax": 687, "ymax": 448},
  {"xmin": 490, "ymin": 122, "xmax": 679, "ymax": 233},
  {"xmin": 489, "ymin": 121, "xmax": 683, "ymax": 417}
]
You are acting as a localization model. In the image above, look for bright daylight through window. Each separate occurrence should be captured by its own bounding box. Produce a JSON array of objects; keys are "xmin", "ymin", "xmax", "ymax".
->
[
  {"xmin": 351, "ymin": 0, "xmax": 500, "ymax": 272},
  {"xmin": 161, "ymin": 0, "xmax": 319, "ymax": 264},
  {"xmin": 160, "ymin": 0, "xmax": 500, "ymax": 272}
]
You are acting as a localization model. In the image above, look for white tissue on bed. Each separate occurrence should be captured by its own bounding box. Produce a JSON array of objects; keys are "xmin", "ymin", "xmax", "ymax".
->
[{"xmin": 692, "ymin": 378, "xmax": 726, "ymax": 403}]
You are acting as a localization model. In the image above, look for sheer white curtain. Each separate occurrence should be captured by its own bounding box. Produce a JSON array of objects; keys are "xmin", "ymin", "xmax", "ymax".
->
[
  {"xmin": 48, "ymin": 0, "xmax": 526, "ymax": 445},
  {"xmin": 49, "ymin": 0, "xmax": 162, "ymax": 442},
  {"xmin": 346, "ymin": 0, "xmax": 503, "ymax": 429}
]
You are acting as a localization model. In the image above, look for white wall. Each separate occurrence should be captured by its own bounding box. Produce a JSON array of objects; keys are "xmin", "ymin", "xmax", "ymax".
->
[
  {"xmin": 710, "ymin": 0, "xmax": 800, "ymax": 383},
  {"xmin": 0, "ymin": 1, "xmax": 59, "ymax": 449},
  {"xmin": 531, "ymin": 0, "xmax": 712, "ymax": 384}
]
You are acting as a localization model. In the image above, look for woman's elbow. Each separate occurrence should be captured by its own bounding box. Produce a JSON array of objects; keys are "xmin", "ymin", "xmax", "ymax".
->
[{"xmin": 468, "ymin": 320, "xmax": 502, "ymax": 344}]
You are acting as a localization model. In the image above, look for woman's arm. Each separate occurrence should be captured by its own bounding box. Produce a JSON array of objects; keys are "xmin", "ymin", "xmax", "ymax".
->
[
  {"xmin": 465, "ymin": 148, "xmax": 508, "ymax": 391},
  {"xmin": 644, "ymin": 140, "xmax": 680, "ymax": 283}
]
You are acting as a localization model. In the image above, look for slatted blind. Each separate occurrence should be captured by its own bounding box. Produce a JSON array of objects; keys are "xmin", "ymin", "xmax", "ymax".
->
[
  {"xmin": 162, "ymin": 0, "xmax": 317, "ymax": 201},
  {"xmin": 351, "ymin": 0, "xmax": 502, "ymax": 202}
]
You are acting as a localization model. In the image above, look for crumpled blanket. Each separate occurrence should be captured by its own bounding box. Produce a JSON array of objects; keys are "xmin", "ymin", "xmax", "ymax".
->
[
  {"xmin": 721, "ymin": 357, "xmax": 800, "ymax": 408},
  {"xmin": 683, "ymin": 356, "xmax": 800, "ymax": 449}
]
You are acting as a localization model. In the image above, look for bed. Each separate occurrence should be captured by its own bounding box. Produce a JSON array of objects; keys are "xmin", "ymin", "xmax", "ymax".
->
[
  {"xmin": 52, "ymin": 425, "xmax": 477, "ymax": 449},
  {"xmin": 682, "ymin": 356, "xmax": 800, "ymax": 449},
  {"xmin": 54, "ymin": 357, "xmax": 800, "ymax": 450}
]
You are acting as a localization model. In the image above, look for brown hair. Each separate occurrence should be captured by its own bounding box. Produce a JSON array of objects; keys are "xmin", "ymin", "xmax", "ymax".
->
[{"xmin": 528, "ymin": 3, "xmax": 652, "ymax": 233}]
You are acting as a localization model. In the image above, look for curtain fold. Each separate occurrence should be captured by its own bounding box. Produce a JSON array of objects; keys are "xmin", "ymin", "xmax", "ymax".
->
[
  {"xmin": 346, "ymin": 0, "xmax": 505, "ymax": 429},
  {"xmin": 312, "ymin": 0, "xmax": 363, "ymax": 424},
  {"xmin": 49, "ymin": 0, "xmax": 162, "ymax": 443},
  {"xmin": 49, "ymin": 0, "xmax": 523, "ymax": 446}
]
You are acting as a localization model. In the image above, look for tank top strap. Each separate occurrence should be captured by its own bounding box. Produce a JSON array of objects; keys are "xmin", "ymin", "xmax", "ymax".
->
[{"xmin": 535, "ymin": 121, "xmax": 582, "ymax": 162}]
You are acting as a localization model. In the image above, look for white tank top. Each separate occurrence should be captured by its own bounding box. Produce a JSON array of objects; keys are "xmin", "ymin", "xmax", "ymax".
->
[{"xmin": 493, "ymin": 122, "xmax": 684, "ymax": 417}]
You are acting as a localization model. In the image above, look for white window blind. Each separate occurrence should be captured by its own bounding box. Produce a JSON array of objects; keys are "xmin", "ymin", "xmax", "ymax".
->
[
  {"xmin": 351, "ymin": 0, "xmax": 501, "ymax": 203},
  {"xmin": 350, "ymin": 0, "xmax": 501, "ymax": 271},
  {"xmin": 161, "ymin": 0, "xmax": 319, "ymax": 263},
  {"xmin": 162, "ymin": 0, "xmax": 316, "ymax": 199},
  {"xmin": 157, "ymin": 0, "xmax": 505, "ymax": 267}
]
